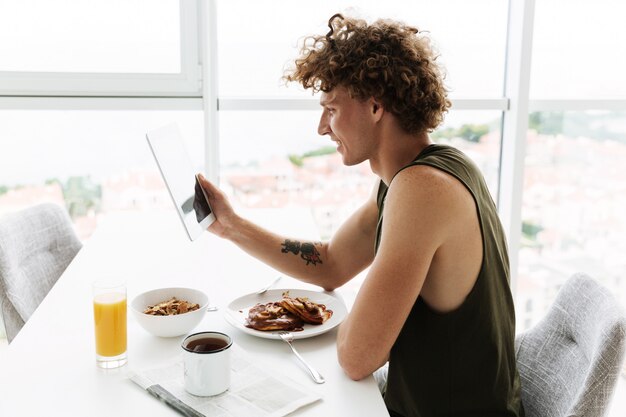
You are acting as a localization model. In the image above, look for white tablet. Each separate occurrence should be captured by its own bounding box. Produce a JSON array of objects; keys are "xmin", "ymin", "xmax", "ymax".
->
[{"xmin": 146, "ymin": 124, "xmax": 216, "ymax": 241}]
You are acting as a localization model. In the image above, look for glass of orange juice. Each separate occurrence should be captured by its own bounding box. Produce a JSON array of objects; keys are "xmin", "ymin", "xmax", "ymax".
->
[{"xmin": 93, "ymin": 279, "xmax": 127, "ymax": 369}]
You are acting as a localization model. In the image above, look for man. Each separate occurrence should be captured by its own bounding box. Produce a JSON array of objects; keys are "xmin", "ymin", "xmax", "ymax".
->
[{"xmin": 198, "ymin": 13, "xmax": 524, "ymax": 417}]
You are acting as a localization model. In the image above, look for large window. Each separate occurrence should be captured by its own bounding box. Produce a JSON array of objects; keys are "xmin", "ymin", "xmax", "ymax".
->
[
  {"xmin": 0, "ymin": 0, "xmax": 181, "ymax": 74},
  {"xmin": 0, "ymin": 0, "xmax": 200, "ymax": 96},
  {"xmin": 0, "ymin": 0, "xmax": 203, "ymax": 341},
  {"xmin": 516, "ymin": 0, "xmax": 626, "ymax": 334},
  {"xmin": 0, "ymin": 110, "xmax": 203, "ymax": 240},
  {"xmin": 215, "ymin": 0, "xmax": 508, "ymax": 239},
  {"xmin": 517, "ymin": 111, "xmax": 626, "ymax": 330},
  {"xmin": 530, "ymin": 0, "xmax": 626, "ymax": 99}
]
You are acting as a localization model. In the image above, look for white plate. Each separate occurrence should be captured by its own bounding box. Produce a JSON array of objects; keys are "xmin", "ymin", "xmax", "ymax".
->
[{"xmin": 223, "ymin": 289, "xmax": 348, "ymax": 340}]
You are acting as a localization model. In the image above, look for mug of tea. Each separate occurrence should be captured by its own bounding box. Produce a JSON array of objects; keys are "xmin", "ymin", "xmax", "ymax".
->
[{"xmin": 181, "ymin": 331, "xmax": 232, "ymax": 396}]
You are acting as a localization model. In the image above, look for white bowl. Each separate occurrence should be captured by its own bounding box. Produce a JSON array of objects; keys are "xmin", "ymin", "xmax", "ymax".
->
[{"xmin": 130, "ymin": 287, "xmax": 209, "ymax": 337}]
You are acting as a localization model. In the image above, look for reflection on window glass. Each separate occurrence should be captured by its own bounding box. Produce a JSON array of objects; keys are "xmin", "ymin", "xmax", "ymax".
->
[
  {"xmin": 0, "ymin": 111, "xmax": 203, "ymax": 240},
  {"xmin": 219, "ymin": 110, "xmax": 501, "ymax": 239},
  {"xmin": 216, "ymin": 0, "xmax": 507, "ymax": 98},
  {"xmin": 517, "ymin": 111, "xmax": 626, "ymax": 331},
  {"xmin": 531, "ymin": 0, "xmax": 626, "ymax": 98},
  {"xmin": 0, "ymin": 0, "xmax": 180, "ymax": 73}
]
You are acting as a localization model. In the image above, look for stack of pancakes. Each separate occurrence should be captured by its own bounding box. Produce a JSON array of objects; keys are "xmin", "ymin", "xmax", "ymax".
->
[{"xmin": 245, "ymin": 292, "xmax": 333, "ymax": 332}]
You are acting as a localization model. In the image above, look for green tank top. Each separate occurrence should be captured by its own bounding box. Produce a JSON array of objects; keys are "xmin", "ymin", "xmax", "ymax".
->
[{"xmin": 376, "ymin": 144, "xmax": 524, "ymax": 417}]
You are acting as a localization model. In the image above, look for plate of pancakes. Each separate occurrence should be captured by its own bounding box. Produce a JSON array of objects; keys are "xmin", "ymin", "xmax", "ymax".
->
[{"xmin": 224, "ymin": 289, "xmax": 348, "ymax": 339}]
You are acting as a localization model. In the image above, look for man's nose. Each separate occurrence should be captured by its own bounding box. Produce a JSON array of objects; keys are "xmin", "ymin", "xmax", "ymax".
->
[{"xmin": 318, "ymin": 113, "xmax": 329, "ymax": 136}]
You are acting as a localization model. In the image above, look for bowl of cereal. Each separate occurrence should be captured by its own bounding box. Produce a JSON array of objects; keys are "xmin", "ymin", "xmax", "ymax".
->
[{"xmin": 130, "ymin": 287, "xmax": 209, "ymax": 337}]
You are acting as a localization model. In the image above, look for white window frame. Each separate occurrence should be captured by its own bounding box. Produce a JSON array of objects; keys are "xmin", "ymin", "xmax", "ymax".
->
[
  {"xmin": 0, "ymin": 0, "xmax": 201, "ymax": 97},
  {"xmin": 498, "ymin": 0, "xmax": 535, "ymax": 291},
  {"xmin": 216, "ymin": 98, "xmax": 509, "ymax": 111}
]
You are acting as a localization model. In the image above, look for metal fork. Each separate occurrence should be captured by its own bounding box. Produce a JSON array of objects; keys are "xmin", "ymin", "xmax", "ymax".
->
[
  {"xmin": 256, "ymin": 275, "xmax": 282, "ymax": 294},
  {"xmin": 277, "ymin": 331, "xmax": 325, "ymax": 384}
]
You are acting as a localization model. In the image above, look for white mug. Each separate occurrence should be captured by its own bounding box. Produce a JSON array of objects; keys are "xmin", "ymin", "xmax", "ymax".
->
[{"xmin": 182, "ymin": 331, "xmax": 232, "ymax": 396}]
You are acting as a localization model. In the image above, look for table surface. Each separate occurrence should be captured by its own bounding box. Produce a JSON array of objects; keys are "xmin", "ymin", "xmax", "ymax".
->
[{"xmin": 0, "ymin": 209, "xmax": 388, "ymax": 416}]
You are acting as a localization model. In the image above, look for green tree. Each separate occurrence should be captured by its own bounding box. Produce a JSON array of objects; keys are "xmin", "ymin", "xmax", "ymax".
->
[
  {"xmin": 431, "ymin": 127, "xmax": 456, "ymax": 140},
  {"xmin": 302, "ymin": 146, "xmax": 336, "ymax": 158},
  {"xmin": 288, "ymin": 145, "xmax": 337, "ymax": 167},
  {"xmin": 522, "ymin": 220, "xmax": 544, "ymax": 240},
  {"xmin": 45, "ymin": 177, "xmax": 61, "ymax": 186},
  {"xmin": 458, "ymin": 124, "xmax": 490, "ymax": 143},
  {"xmin": 432, "ymin": 123, "xmax": 490, "ymax": 143},
  {"xmin": 62, "ymin": 176, "xmax": 102, "ymax": 218},
  {"xmin": 288, "ymin": 154, "xmax": 304, "ymax": 167},
  {"xmin": 528, "ymin": 111, "xmax": 564, "ymax": 135}
]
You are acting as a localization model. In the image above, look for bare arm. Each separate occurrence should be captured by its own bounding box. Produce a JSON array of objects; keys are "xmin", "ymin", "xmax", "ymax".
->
[
  {"xmin": 198, "ymin": 174, "xmax": 379, "ymax": 290},
  {"xmin": 336, "ymin": 166, "xmax": 461, "ymax": 379}
]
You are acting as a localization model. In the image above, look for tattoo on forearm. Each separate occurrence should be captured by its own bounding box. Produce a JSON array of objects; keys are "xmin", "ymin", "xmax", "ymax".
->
[{"xmin": 280, "ymin": 239, "xmax": 323, "ymax": 266}]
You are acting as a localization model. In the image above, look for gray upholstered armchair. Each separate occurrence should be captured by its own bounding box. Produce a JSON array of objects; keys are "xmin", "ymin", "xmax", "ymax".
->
[
  {"xmin": 515, "ymin": 273, "xmax": 626, "ymax": 417},
  {"xmin": 0, "ymin": 203, "xmax": 82, "ymax": 343}
]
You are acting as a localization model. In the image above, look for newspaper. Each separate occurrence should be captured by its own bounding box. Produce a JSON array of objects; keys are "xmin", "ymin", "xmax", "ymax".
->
[{"xmin": 129, "ymin": 346, "xmax": 321, "ymax": 417}]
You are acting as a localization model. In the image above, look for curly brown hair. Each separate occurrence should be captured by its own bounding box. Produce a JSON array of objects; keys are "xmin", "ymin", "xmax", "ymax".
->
[{"xmin": 284, "ymin": 13, "xmax": 451, "ymax": 134}]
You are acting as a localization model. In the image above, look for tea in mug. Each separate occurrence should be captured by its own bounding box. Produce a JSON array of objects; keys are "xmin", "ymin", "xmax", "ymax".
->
[{"xmin": 184, "ymin": 337, "xmax": 228, "ymax": 353}]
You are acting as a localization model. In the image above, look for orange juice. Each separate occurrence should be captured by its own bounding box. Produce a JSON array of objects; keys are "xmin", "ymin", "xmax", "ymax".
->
[{"xmin": 93, "ymin": 292, "xmax": 127, "ymax": 357}]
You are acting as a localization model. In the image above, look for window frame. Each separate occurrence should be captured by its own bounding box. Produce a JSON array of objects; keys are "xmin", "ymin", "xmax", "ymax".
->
[{"xmin": 0, "ymin": 0, "xmax": 201, "ymax": 97}]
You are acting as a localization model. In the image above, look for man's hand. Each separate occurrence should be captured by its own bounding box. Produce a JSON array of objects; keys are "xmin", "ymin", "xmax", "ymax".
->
[{"xmin": 196, "ymin": 173, "xmax": 238, "ymax": 239}]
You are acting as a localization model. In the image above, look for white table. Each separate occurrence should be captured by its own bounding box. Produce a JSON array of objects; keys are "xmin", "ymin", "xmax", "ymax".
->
[{"xmin": 0, "ymin": 209, "xmax": 388, "ymax": 416}]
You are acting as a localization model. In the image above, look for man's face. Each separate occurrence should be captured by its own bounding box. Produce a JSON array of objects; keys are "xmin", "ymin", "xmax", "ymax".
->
[{"xmin": 318, "ymin": 86, "xmax": 376, "ymax": 166}]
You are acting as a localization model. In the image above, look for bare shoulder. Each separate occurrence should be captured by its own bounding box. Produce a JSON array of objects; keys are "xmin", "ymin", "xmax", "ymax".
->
[
  {"xmin": 387, "ymin": 164, "xmax": 472, "ymax": 212},
  {"xmin": 392, "ymin": 163, "xmax": 458, "ymax": 187}
]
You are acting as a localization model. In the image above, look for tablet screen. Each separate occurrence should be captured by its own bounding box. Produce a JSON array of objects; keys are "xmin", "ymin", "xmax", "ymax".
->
[{"xmin": 146, "ymin": 124, "xmax": 215, "ymax": 241}]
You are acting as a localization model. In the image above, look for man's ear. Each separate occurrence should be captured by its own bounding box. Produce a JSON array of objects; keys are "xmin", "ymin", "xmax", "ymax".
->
[{"xmin": 371, "ymin": 99, "xmax": 384, "ymax": 122}]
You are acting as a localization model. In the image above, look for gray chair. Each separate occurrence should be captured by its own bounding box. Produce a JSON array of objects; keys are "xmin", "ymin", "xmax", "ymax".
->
[
  {"xmin": 0, "ymin": 203, "xmax": 82, "ymax": 343},
  {"xmin": 515, "ymin": 273, "xmax": 626, "ymax": 417}
]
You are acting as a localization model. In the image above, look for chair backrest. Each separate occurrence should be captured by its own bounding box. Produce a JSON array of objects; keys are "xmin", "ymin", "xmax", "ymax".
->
[
  {"xmin": 515, "ymin": 273, "xmax": 626, "ymax": 417},
  {"xmin": 0, "ymin": 203, "xmax": 82, "ymax": 343}
]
